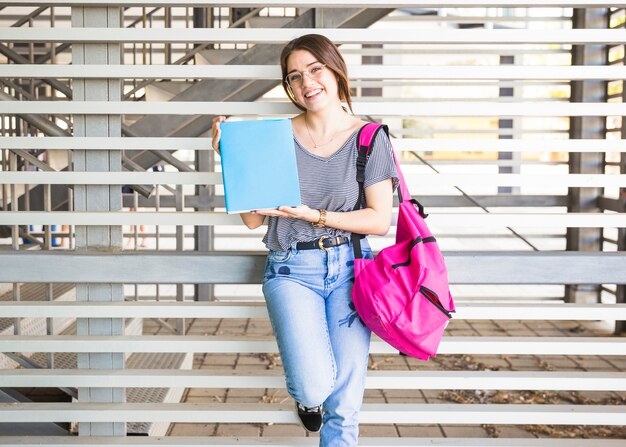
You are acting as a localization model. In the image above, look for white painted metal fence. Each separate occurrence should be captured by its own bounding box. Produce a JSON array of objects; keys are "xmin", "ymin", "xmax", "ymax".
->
[{"xmin": 0, "ymin": 2, "xmax": 624, "ymax": 445}]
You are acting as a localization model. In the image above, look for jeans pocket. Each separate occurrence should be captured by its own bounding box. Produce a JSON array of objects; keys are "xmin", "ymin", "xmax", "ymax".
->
[
  {"xmin": 360, "ymin": 241, "xmax": 374, "ymax": 260},
  {"xmin": 363, "ymin": 249, "xmax": 374, "ymax": 260},
  {"xmin": 268, "ymin": 249, "xmax": 292, "ymax": 263}
]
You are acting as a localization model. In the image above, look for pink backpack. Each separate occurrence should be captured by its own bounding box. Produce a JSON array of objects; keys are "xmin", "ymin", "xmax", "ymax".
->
[{"xmin": 351, "ymin": 123, "xmax": 455, "ymax": 361}]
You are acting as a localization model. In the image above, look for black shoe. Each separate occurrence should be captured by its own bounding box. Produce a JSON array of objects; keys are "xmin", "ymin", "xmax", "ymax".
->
[{"xmin": 295, "ymin": 402, "xmax": 323, "ymax": 432}]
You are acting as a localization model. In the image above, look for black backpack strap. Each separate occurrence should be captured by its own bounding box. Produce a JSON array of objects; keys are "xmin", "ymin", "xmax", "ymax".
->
[{"xmin": 352, "ymin": 123, "xmax": 388, "ymax": 259}]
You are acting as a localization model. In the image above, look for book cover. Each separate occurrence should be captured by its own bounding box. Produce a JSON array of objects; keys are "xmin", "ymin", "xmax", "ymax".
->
[{"xmin": 219, "ymin": 118, "xmax": 302, "ymax": 214}]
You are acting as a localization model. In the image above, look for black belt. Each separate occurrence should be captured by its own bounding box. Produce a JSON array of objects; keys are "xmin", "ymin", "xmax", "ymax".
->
[{"xmin": 296, "ymin": 236, "xmax": 350, "ymax": 251}]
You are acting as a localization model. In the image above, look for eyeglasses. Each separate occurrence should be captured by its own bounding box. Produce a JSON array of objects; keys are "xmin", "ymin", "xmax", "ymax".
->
[{"xmin": 285, "ymin": 63, "xmax": 327, "ymax": 87}]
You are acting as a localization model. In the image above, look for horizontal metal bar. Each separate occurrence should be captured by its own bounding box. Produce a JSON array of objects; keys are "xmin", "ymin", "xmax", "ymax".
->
[
  {"xmin": 0, "ymin": 172, "xmax": 222, "ymax": 185},
  {"xmin": 1, "ymin": 211, "xmax": 625, "ymax": 228},
  {"xmin": 0, "ymin": 0, "xmax": 622, "ymax": 7},
  {"xmin": 2, "ymin": 101, "xmax": 625, "ymax": 117},
  {"xmin": 0, "ymin": 302, "xmax": 624, "ymax": 320},
  {"xmin": 1, "ymin": 137, "xmax": 623, "ymax": 152},
  {"xmin": 0, "ymin": 335, "xmax": 623, "ymax": 355},
  {"xmin": 3, "ymin": 64, "xmax": 626, "ymax": 81},
  {"xmin": 0, "ymin": 402, "xmax": 623, "ymax": 425},
  {"xmin": 14, "ymin": 18, "xmax": 554, "ymax": 30},
  {"xmin": 2, "ymin": 172, "xmax": 625, "ymax": 187},
  {"xmin": 3, "ymin": 28, "xmax": 626, "ymax": 45},
  {"xmin": 390, "ymin": 138, "xmax": 626, "ymax": 152},
  {"xmin": 2, "ymin": 437, "xmax": 625, "ymax": 447},
  {"xmin": 0, "ymin": 369, "xmax": 624, "ymax": 391},
  {"xmin": 0, "ymin": 252, "xmax": 625, "ymax": 284},
  {"xmin": 381, "ymin": 15, "xmax": 571, "ymax": 22},
  {"xmin": 79, "ymin": 194, "xmax": 575, "ymax": 209},
  {"xmin": 343, "ymin": 48, "xmax": 573, "ymax": 56}
]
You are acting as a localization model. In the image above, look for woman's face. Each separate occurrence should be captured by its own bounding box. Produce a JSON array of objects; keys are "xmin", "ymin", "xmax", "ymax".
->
[{"xmin": 286, "ymin": 49, "xmax": 340, "ymax": 113}]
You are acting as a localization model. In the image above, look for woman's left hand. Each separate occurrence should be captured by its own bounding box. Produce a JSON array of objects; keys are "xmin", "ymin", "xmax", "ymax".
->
[{"xmin": 252, "ymin": 205, "xmax": 319, "ymax": 223}]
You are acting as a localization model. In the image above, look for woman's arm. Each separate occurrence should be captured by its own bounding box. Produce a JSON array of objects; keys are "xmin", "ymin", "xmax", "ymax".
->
[
  {"xmin": 240, "ymin": 212, "xmax": 266, "ymax": 229},
  {"xmin": 325, "ymin": 179, "xmax": 393, "ymax": 236},
  {"xmin": 253, "ymin": 178, "xmax": 394, "ymax": 236}
]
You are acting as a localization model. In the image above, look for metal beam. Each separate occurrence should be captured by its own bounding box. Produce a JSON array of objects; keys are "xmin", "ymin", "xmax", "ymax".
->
[
  {"xmin": 118, "ymin": 194, "xmax": 568, "ymax": 209},
  {"xmin": 1, "ymin": 136, "xmax": 623, "ymax": 152},
  {"xmin": 1, "ymin": 302, "xmax": 625, "ymax": 320},
  {"xmin": 1, "ymin": 211, "xmax": 624, "ymax": 227},
  {"xmin": 2, "ymin": 172, "xmax": 625, "ymax": 187},
  {"xmin": 0, "ymin": 369, "xmax": 624, "ymax": 390},
  {"xmin": 0, "ymin": 251, "xmax": 625, "ymax": 284},
  {"xmin": 1, "ymin": 0, "xmax": 625, "ymax": 6},
  {"xmin": 0, "ymin": 335, "xmax": 624, "ymax": 355},
  {"xmin": 3, "ymin": 101, "xmax": 624, "ymax": 116},
  {"xmin": 3, "ymin": 64, "xmax": 626, "ymax": 80},
  {"xmin": 566, "ymin": 7, "xmax": 610, "ymax": 304},
  {"xmin": 3, "ymin": 28, "xmax": 626, "ymax": 44},
  {"xmin": 1, "ymin": 437, "xmax": 625, "ymax": 447}
]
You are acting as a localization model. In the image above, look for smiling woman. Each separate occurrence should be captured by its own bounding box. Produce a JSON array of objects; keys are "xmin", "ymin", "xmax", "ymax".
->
[
  {"xmin": 211, "ymin": 33, "xmax": 398, "ymax": 447},
  {"xmin": 280, "ymin": 34, "xmax": 353, "ymax": 115}
]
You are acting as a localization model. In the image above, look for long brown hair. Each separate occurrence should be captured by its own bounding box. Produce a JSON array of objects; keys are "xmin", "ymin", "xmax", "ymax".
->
[{"xmin": 280, "ymin": 34, "xmax": 353, "ymax": 113}]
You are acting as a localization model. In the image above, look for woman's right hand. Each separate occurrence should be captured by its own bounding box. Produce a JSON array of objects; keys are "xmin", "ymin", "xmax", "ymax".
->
[{"xmin": 211, "ymin": 115, "xmax": 226, "ymax": 155}]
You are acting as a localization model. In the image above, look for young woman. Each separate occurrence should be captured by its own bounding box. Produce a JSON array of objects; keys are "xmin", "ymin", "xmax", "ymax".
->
[{"xmin": 212, "ymin": 33, "xmax": 398, "ymax": 447}]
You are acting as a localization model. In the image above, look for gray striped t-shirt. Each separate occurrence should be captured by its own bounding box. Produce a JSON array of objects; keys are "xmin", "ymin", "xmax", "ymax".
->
[{"xmin": 263, "ymin": 125, "xmax": 399, "ymax": 251}]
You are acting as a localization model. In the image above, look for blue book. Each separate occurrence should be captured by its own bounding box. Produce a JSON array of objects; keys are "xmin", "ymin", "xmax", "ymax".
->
[{"xmin": 219, "ymin": 118, "xmax": 302, "ymax": 214}]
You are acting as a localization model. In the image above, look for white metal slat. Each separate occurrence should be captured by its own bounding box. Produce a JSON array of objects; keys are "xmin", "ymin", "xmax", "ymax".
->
[
  {"xmin": 1, "ymin": 211, "xmax": 625, "ymax": 227},
  {"xmin": 3, "ymin": 28, "xmax": 626, "ymax": 44},
  {"xmin": 0, "ymin": 369, "xmax": 624, "ymax": 391},
  {"xmin": 0, "ymin": 402, "xmax": 624, "ymax": 425},
  {"xmin": 2, "ymin": 172, "xmax": 626, "ymax": 187},
  {"xmin": 3, "ymin": 101, "xmax": 626, "ymax": 116},
  {"xmin": 1, "ymin": 137, "xmax": 623, "ymax": 152},
  {"xmin": 1, "ymin": 252, "xmax": 624, "ymax": 284},
  {"xmin": 0, "ymin": 335, "xmax": 623, "ymax": 355},
  {"xmin": 1, "ymin": 302, "xmax": 625, "ymax": 320},
  {"xmin": 390, "ymin": 139, "xmax": 626, "ymax": 152},
  {"xmin": 2, "ymin": 438, "xmax": 625, "ymax": 447},
  {"xmin": 2, "ymin": 64, "xmax": 626, "ymax": 80},
  {"xmin": 2, "ymin": 0, "xmax": 625, "ymax": 7}
]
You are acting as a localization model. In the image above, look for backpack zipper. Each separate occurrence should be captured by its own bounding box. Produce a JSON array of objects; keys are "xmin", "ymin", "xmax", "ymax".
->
[{"xmin": 420, "ymin": 285, "xmax": 452, "ymax": 318}]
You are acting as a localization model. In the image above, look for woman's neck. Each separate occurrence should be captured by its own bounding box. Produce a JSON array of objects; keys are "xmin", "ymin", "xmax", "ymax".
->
[{"xmin": 304, "ymin": 107, "xmax": 352, "ymax": 136}]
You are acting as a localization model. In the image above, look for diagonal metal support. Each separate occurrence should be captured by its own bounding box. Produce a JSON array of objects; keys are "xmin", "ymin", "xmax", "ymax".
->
[
  {"xmin": 10, "ymin": 149, "xmax": 55, "ymax": 172},
  {"xmin": 122, "ymin": 7, "xmax": 265, "ymax": 101},
  {"xmin": 0, "ymin": 44, "xmax": 72, "ymax": 99},
  {"xmin": 35, "ymin": 42, "xmax": 70, "ymax": 65},
  {"xmin": 0, "ymin": 91, "xmax": 154, "ymax": 220},
  {"xmin": 11, "ymin": 6, "xmax": 48, "ymax": 29},
  {"xmin": 1, "ymin": 353, "xmax": 77, "ymax": 399}
]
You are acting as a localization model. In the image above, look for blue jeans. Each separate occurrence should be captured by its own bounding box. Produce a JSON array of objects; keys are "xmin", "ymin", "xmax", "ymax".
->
[{"xmin": 262, "ymin": 239, "xmax": 373, "ymax": 447}]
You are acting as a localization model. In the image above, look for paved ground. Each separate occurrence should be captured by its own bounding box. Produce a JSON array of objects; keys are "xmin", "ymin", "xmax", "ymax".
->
[{"xmin": 156, "ymin": 316, "xmax": 626, "ymax": 440}]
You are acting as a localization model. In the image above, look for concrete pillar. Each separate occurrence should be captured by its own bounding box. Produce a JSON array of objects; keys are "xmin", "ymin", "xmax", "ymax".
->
[{"xmin": 72, "ymin": 5, "xmax": 125, "ymax": 436}]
